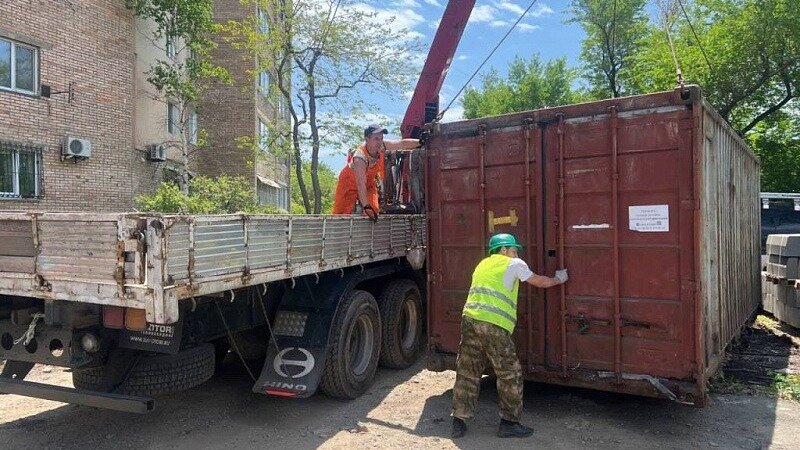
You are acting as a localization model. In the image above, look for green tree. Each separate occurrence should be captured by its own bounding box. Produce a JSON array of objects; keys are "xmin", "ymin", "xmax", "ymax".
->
[
  {"xmin": 136, "ymin": 176, "xmax": 280, "ymax": 214},
  {"xmin": 748, "ymin": 113, "xmax": 800, "ymax": 192},
  {"xmin": 290, "ymin": 160, "xmax": 337, "ymax": 214},
  {"xmin": 220, "ymin": 0, "xmax": 420, "ymax": 213},
  {"xmin": 126, "ymin": 0, "xmax": 229, "ymax": 193},
  {"xmin": 462, "ymin": 55, "xmax": 581, "ymax": 119},
  {"xmin": 628, "ymin": 0, "xmax": 800, "ymax": 134},
  {"xmin": 568, "ymin": 0, "xmax": 649, "ymax": 99}
]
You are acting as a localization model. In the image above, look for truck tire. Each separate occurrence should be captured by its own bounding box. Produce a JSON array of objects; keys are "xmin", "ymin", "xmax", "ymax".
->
[
  {"xmin": 72, "ymin": 344, "xmax": 215, "ymax": 397},
  {"xmin": 378, "ymin": 279, "xmax": 423, "ymax": 369},
  {"xmin": 320, "ymin": 289, "xmax": 381, "ymax": 399}
]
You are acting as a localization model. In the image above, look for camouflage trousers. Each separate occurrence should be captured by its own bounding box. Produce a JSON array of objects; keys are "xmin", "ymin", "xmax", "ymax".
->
[{"xmin": 452, "ymin": 316, "xmax": 523, "ymax": 422}]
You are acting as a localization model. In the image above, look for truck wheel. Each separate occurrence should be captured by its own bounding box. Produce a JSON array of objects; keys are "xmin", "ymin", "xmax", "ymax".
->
[
  {"xmin": 320, "ymin": 290, "xmax": 381, "ymax": 399},
  {"xmin": 72, "ymin": 344, "xmax": 215, "ymax": 397},
  {"xmin": 378, "ymin": 279, "xmax": 423, "ymax": 369}
]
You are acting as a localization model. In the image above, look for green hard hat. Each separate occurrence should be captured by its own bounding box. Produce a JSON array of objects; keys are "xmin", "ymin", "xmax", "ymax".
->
[{"xmin": 488, "ymin": 233, "xmax": 522, "ymax": 254}]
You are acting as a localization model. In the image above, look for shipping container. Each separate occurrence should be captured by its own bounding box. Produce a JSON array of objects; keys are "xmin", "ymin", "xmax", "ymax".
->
[{"xmin": 425, "ymin": 86, "xmax": 760, "ymax": 405}]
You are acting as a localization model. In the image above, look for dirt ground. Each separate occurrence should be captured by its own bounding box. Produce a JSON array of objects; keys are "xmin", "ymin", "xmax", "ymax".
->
[{"xmin": 1, "ymin": 321, "xmax": 799, "ymax": 450}]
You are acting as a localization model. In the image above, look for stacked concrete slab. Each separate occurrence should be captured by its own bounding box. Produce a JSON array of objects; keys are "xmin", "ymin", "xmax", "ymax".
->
[{"xmin": 762, "ymin": 234, "xmax": 800, "ymax": 327}]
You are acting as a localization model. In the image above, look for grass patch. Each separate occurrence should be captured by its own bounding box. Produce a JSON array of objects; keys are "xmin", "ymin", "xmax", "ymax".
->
[
  {"xmin": 769, "ymin": 372, "xmax": 800, "ymax": 401},
  {"xmin": 755, "ymin": 314, "xmax": 780, "ymax": 330},
  {"xmin": 709, "ymin": 371, "xmax": 765, "ymax": 396}
]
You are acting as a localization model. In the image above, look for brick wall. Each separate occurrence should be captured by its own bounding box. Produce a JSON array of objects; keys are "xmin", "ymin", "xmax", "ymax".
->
[
  {"xmin": 196, "ymin": 0, "xmax": 258, "ymax": 181},
  {"xmin": 0, "ymin": 0, "xmax": 150, "ymax": 212}
]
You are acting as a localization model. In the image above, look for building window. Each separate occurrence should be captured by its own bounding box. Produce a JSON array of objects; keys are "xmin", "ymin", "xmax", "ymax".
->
[
  {"xmin": 188, "ymin": 110, "xmax": 198, "ymax": 144},
  {"xmin": 0, "ymin": 140, "xmax": 43, "ymax": 199},
  {"xmin": 168, "ymin": 102, "xmax": 179, "ymax": 135},
  {"xmin": 259, "ymin": 119, "xmax": 269, "ymax": 151},
  {"xmin": 0, "ymin": 37, "xmax": 38, "ymax": 95},
  {"xmin": 258, "ymin": 183, "xmax": 288, "ymax": 210},
  {"xmin": 257, "ymin": 8, "xmax": 269, "ymax": 34},
  {"xmin": 166, "ymin": 36, "xmax": 177, "ymax": 59},
  {"xmin": 259, "ymin": 71, "xmax": 269, "ymax": 92},
  {"xmin": 277, "ymin": 185, "xmax": 288, "ymax": 210}
]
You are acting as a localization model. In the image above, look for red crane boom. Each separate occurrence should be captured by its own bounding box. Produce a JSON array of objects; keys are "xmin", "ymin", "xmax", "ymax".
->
[{"xmin": 400, "ymin": 0, "xmax": 475, "ymax": 138}]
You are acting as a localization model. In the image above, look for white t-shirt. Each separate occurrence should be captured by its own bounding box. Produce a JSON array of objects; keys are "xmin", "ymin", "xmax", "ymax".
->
[{"xmin": 503, "ymin": 257, "xmax": 534, "ymax": 291}]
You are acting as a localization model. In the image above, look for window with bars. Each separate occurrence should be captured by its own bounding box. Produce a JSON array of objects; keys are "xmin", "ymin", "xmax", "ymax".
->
[
  {"xmin": 0, "ymin": 140, "xmax": 43, "ymax": 199},
  {"xmin": 166, "ymin": 36, "xmax": 178, "ymax": 59}
]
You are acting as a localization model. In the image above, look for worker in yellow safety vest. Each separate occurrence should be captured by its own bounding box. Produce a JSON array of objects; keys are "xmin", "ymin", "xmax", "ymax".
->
[{"xmin": 451, "ymin": 233, "xmax": 568, "ymax": 439}]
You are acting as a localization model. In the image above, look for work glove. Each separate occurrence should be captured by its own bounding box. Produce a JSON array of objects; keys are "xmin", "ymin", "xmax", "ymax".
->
[
  {"xmin": 363, "ymin": 204, "xmax": 379, "ymax": 222},
  {"xmin": 555, "ymin": 269, "xmax": 569, "ymax": 284}
]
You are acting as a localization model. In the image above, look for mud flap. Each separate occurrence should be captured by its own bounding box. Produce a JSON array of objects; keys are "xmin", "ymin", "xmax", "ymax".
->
[
  {"xmin": 253, "ymin": 338, "xmax": 328, "ymax": 398},
  {"xmin": 252, "ymin": 276, "xmax": 341, "ymax": 398},
  {"xmin": 252, "ymin": 264, "xmax": 401, "ymax": 398}
]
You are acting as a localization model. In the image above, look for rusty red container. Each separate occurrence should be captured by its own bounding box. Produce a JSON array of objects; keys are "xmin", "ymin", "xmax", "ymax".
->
[{"xmin": 425, "ymin": 86, "xmax": 760, "ymax": 405}]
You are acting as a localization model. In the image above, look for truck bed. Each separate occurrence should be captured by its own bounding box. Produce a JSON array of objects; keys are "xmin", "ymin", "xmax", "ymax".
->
[{"xmin": 0, "ymin": 212, "xmax": 426, "ymax": 324}]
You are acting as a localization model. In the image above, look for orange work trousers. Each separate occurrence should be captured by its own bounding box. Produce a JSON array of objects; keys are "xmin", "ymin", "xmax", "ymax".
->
[{"xmin": 331, "ymin": 166, "xmax": 380, "ymax": 214}]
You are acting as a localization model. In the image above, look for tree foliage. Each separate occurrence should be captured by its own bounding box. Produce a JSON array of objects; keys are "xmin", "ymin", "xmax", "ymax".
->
[
  {"xmin": 136, "ymin": 176, "xmax": 281, "ymax": 214},
  {"xmin": 290, "ymin": 160, "xmax": 337, "ymax": 214},
  {"xmin": 628, "ymin": 0, "xmax": 800, "ymax": 134},
  {"xmin": 568, "ymin": 0, "xmax": 649, "ymax": 98},
  {"xmin": 748, "ymin": 113, "xmax": 800, "ymax": 193},
  {"xmin": 220, "ymin": 0, "xmax": 420, "ymax": 213},
  {"xmin": 462, "ymin": 55, "xmax": 582, "ymax": 119}
]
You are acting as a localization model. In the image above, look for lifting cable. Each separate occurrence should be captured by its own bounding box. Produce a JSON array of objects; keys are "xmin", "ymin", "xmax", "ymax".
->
[
  {"xmin": 215, "ymin": 298, "xmax": 258, "ymax": 382},
  {"xmin": 436, "ymin": 0, "xmax": 541, "ymax": 122},
  {"xmin": 676, "ymin": 0, "xmax": 713, "ymax": 74},
  {"xmin": 663, "ymin": 14, "xmax": 685, "ymax": 88}
]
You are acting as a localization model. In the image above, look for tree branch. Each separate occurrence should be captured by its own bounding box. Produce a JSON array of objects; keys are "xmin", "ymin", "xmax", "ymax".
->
[
  {"xmin": 315, "ymin": 66, "xmax": 372, "ymax": 99},
  {"xmin": 741, "ymin": 72, "xmax": 795, "ymax": 134},
  {"xmin": 719, "ymin": 55, "xmax": 800, "ymax": 118}
]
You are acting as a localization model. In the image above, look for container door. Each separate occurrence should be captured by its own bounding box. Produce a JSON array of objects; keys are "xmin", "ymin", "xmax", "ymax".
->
[
  {"xmin": 541, "ymin": 106, "xmax": 697, "ymax": 380},
  {"xmin": 427, "ymin": 121, "xmax": 547, "ymax": 369}
]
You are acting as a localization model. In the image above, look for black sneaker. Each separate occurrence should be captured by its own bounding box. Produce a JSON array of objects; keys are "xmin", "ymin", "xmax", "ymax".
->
[
  {"xmin": 497, "ymin": 419, "xmax": 533, "ymax": 438},
  {"xmin": 451, "ymin": 417, "xmax": 467, "ymax": 439}
]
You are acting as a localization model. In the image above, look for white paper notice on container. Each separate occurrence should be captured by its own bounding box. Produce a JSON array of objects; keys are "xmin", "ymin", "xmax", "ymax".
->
[{"xmin": 628, "ymin": 205, "xmax": 669, "ymax": 232}]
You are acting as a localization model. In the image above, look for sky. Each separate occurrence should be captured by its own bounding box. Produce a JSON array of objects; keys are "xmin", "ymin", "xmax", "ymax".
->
[{"xmin": 320, "ymin": 0, "xmax": 586, "ymax": 172}]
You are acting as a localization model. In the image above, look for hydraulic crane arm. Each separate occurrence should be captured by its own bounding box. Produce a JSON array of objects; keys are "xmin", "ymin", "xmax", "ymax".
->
[{"xmin": 400, "ymin": 0, "xmax": 476, "ymax": 138}]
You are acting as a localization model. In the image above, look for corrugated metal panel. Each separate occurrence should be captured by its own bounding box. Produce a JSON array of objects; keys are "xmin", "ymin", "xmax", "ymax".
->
[
  {"xmin": 248, "ymin": 217, "xmax": 289, "ymax": 269},
  {"xmin": 323, "ymin": 218, "xmax": 354, "ymax": 261},
  {"xmin": 161, "ymin": 215, "xmax": 427, "ymax": 283},
  {"xmin": 427, "ymin": 87, "xmax": 759, "ymax": 404},
  {"xmin": 290, "ymin": 217, "xmax": 326, "ymax": 264},
  {"xmin": 700, "ymin": 102, "xmax": 761, "ymax": 373},
  {"xmin": 166, "ymin": 222, "xmax": 190, "ymax": 282},
  {"xmin": 193, "ymin": 218, "xmax": 247, "ymax": 278},
  {"xmin": 37, "ymin": 220, "xmax": 119, "ymax": 281}
]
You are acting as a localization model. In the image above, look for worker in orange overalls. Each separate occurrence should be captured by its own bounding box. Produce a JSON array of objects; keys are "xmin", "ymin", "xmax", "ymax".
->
[{"xmin": 331, "ymin": 124, "xmax": 421, "ymax": 220}]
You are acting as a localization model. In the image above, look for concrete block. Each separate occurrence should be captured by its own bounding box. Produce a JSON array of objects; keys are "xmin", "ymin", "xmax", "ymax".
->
[
  {"xmin": 766, "ymin": 234, "xmax": 800, "ymax": 258},
  {"xmin": 767, "ymin": 257, "xmax": 800, "ymax": 279},
  {"xmin": 776, "ymin": 283, "xmax": 795, "ymax": 307},
  {"xmin": 776, "ymin": 304, "xmax": 800, "ymax": 328},
  {"xmin": 762, "ymin": 272, "xmax": 775, "ymax": 312}
]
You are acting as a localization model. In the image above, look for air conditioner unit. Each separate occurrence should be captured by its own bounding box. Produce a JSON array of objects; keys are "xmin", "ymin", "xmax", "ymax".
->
[
  {"xmin": 63, "ymin": 137, "xmax": 92, "ymax": 158},
  {"xmin": 149, "ymin": 144, "xmax": 167, "ymax": 162}
]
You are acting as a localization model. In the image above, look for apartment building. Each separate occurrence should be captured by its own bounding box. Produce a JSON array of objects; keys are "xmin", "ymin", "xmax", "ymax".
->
[{"xmin": 0, "ymin": 0, "xmax": 290, "ymax": 212}]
